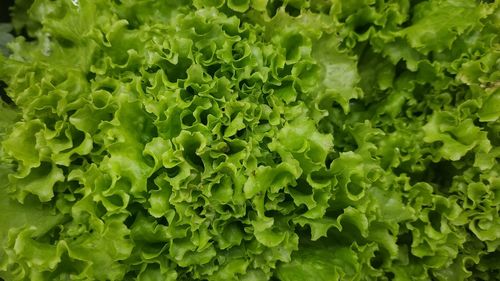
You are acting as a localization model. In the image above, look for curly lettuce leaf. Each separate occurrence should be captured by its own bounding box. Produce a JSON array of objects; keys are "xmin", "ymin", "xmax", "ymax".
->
[{"xmin": 0, "ymin": 0, "xmax": 499, "ymax": 280}]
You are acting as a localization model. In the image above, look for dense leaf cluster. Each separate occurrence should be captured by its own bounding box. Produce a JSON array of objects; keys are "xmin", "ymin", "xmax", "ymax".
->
[{"xmin": 0, "ymin": 0, "xmax": 499, "ymax": 280}]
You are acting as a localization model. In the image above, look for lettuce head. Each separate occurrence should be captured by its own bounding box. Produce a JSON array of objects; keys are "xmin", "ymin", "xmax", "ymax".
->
[{"xmin": 0, "ymin": 0, "xmax": 499, "ymax": 280}]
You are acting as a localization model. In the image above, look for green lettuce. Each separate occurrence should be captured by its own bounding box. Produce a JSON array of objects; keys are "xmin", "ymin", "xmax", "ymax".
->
[{"xmin": 0, "ymin": 0, "xmax": 499, "ymax": 280}]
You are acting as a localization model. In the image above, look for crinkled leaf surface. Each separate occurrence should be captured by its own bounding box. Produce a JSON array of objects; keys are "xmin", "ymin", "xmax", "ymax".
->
[{"xmin": 0, "ymin": 0, "xmax": 499, "ymax": 280}]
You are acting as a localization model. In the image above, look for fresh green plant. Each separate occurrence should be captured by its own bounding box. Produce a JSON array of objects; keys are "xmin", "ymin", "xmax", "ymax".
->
[{"xmin": 0, "ymin": 0, "xmax": 499, "ymax": 280}]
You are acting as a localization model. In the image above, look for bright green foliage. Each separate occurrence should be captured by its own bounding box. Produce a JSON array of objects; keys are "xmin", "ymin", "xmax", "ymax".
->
[{"xmin": 0, "ymin": 0, "xmax": 499, "ymax": 280}]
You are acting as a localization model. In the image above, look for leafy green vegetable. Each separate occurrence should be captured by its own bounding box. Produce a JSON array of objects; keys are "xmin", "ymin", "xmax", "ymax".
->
[{"xmin": 0, "ymin": 0, "xmax": 499, "ymax": 280}]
